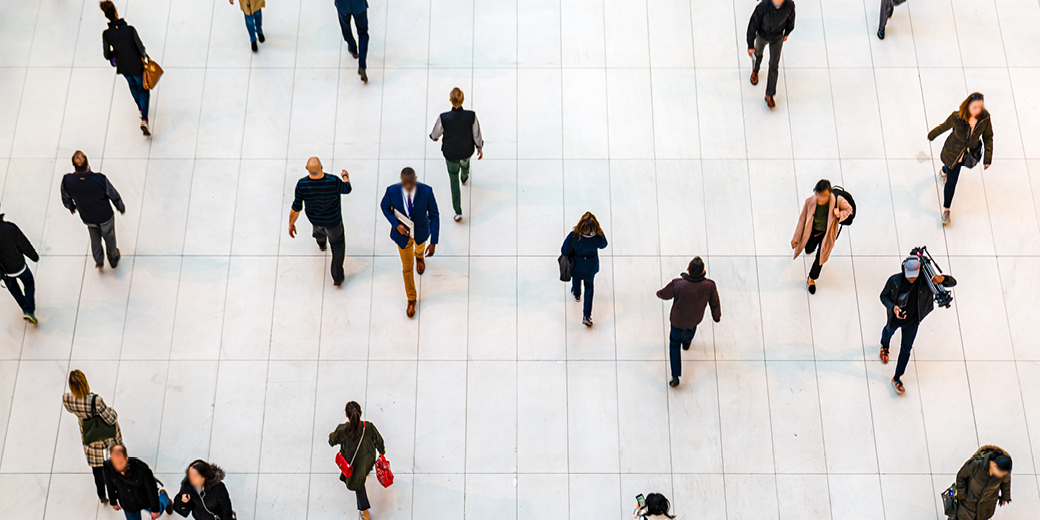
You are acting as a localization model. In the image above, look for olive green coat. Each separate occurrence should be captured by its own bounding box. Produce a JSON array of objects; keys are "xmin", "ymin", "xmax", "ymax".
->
[
  {"xmin": 927, "ymin": 109, "xmax": 993, "ymax": 170},
  {"xmin": 955, "ymin": 446, "xmax": 1012, "ymax": 520},
  {"xmin": 328, "ymin": 421, "xmax": 385, "ymax": 491}
]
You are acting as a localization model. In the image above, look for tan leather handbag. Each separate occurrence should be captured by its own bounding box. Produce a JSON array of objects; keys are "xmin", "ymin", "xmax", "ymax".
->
[{"xmin": 142, "ymin": 56, "xmax": 163, "ymax": 89}]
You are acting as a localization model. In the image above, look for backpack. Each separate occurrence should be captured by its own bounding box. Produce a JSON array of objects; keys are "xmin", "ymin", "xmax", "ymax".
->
[{"xmin": 831, "ymin": 186, "xmax": 856, "ymax": 226}]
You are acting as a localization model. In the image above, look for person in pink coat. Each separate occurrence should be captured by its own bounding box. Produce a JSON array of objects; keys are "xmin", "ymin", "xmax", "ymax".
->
[{"xmin": 791, "ymin": 179, "xmax": 853, "ymax": 294}]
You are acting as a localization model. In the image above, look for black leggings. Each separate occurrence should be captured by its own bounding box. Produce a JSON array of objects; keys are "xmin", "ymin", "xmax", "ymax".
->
[
  {"xmin": 942, "ymin": 163, "xmax": 962, "ymax": 209},
  {"xmin": 92, "ymin": 466, "xmax": 107, "ymax": 501},
  {"xmin": 355, "ymin": 483, "xmax": 370, "ymax": 511},
  {"xmin": 804, "ymin": 232, "xmax": 825, "ymax": 280}
]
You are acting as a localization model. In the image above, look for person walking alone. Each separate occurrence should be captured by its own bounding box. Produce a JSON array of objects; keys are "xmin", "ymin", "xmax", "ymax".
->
[
  {"xmin": 746, "ymin": 0, "xmax": 796, "ymax": 108},
  {"xmin": 430, "ymin": 88, "xmax": 484, "ymax": 223},
  {"xmin": 61, "ymin": 151, "xmax": 125, "ymax": 270},
  {"xmin": 927, "ymin": 92, "xmax": 993, "ymax": 225},
  {"xmin": 561, "ymin": 212, "xmax": 608, "ymax": 327},
  {"xmin": 329, "ymin": 401, "xmax": 386, "ymax": 520},
  {"xmin": 100, "ymin": 0, "xmax": 151, "ymax": 135},
  {"xmin": 173, "ymin": 460, "xmax": 236, "ymax": 520},
  {"xmin": 62, "ymin": 369, "xmax": 123, "ymax": 506},
  {"xmin": 657, "ymin": 257, "xmax": 721, "ymax": 388},
  {"xmin": 951, "ymin": 446, "xmax": 1012, "ymax": 520},
  {"xmin": 335, "ymin": 0, "xmax": 370, "ymax": 82},
  {"xmin": 791, "ymin": 179, "xmax": 852, "ymax": 294},
  {"xmin": 230, "ymin": 0, "xmax": 265, "ymax": 52},
  {"xmin": 0, "ymin": 210, "xmax": 39, "ymax": 323},
  {"xmin": 288, "ymin": 157, "xmax": 352, "ymax": 287},
  {"xmin": 877, "ymin": 0, "xmax": 907, "ymax": 40},
  {"xmin": 379, "ymin": 167, "xmax": 440, "ymax": 318},
  {"xmin": 632, "ymin": 493, "xmax": 677, "ymax": 520},
  {"xmin": 103, "ymin": 445, "xmax": 172, "ymax": 520}
]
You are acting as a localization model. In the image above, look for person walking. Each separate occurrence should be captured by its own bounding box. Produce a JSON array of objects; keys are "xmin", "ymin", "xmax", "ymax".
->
[
  {"xmin": 329, "ymin": 401, "xmax": 386, "ymax": 520},
  {"xmin": 927, "ymin": 92, "xmax": 993, "ymax": 225},
  {"xmin": 879, "ymin": 256, "xmax": 957, "ymax": 394},
  {"xmin": 877, "ymin": 0, "xmax": 907, "ymax": 39},
  {"xmin": 288, "ymin": 157, "xmax": 352, "ymax": 287},
  {"xmin": 172, "ymin": 460, "xmax": 236, "ymax": 520},
  {"xmin": 561, "ymin": 212, "xmax": 608, "ymax": 327},
  {"xmin": 379, "ymin": 167, "xmax": 440, "ymax": 318},
  {"xmin": 951, "ymin": 446, "xmax": 1012, "ymax": 520},
  {"xmin": 230, "ymin": 0, "xmax": 265, "ymax": 52},
  {"xmin": 100, "ymin": 0, "xmax": 151, "ymax": 136},
  {"xmin": 0, "ymin": 211, "xmax": 39, "ymax": 323},
  {"xmin": 429, "ymin": 88, "xmax": 484, "ymax": 223},
  {"xmin": 791, "ymin": 179, "xmax": 852, "ymax": 294},
  {"xmin": 62, "ymin": 369, "xmax": 123, "ymax": 506},
  {"xmin": 746, "ymin": 0, "xmax": 796, "ymax": 108},
  {"xmin": 335, "ymin": 0, "xmax": 370, "ymax": 82},
  {"xmin": 631, "ymin": 493, "xmax": 677, "ymax": 520},
  {"xmin": 61, "ymin": 151, "xmax": 125, "ymax": 270},
  {"xmin": 103, "ymin": 445, "xmax": 172, "ymax": 520},
  {"xmin": 656, "ymin": 257, "xmax": 721, "ymax": 388}
]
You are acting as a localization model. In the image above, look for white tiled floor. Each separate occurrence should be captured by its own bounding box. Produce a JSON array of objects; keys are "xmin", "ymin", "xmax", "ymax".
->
[{"xmin": 1, "ymin": 0, "xmax": 1040, "ymax": 519}]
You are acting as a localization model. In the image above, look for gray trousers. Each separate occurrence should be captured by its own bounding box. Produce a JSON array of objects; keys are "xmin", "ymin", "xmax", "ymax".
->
[
  {"xmin": 86, "ymin": 217, "xmax": 119, "ymax": 267},
  {"xmin": 753, "ymin": 36, "xmax": 784, "ymax": 97}
]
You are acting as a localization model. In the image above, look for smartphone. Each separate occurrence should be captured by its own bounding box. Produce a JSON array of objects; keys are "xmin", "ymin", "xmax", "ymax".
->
[{"xmin": 636, "ymin": 494, "xmax": 646, "ymax": 508}]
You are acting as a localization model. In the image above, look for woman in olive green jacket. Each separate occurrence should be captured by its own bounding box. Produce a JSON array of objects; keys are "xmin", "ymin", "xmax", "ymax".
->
[
  {"xmin": 954, "ymin": 445, "xmax": 1012, "ymax": 520},
  {"xmin": 927, "ymin": 92, "xmax": 993, "ymax": 225},
  {"xmin": 329, "ymin": 401, "xmax": 385, "ymax": 520}
]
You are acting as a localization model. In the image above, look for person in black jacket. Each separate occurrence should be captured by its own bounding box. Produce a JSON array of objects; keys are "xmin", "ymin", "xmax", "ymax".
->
[
  {"xmin": 878, "ymin": 256, "xmax": 956, "ymax": 395},
  {"xmin": 430, "ymin": 88, "xmax": 484, "ymax": 223},
  {"xmin": 877, "ymin": 0, "xmax": 907, "ymax": 40},
  {"xmin": 0, "ymin": 211, "xmax": 39, "ymax": 323},
  {"xmin": 173, "ymin": 460, "xmax": 236, "ymax": 520},
  {"xmin": 927, "ymin": 92, "xmax": 993, "ymax": 225},
  {"xmin": 61, "ymin": 151, "xmax": 125, "ymax": 270},
  {"xmin": 746, "ymin": 0, "xmax": 796, "ymax": 108},
  {"xmin": 103, "ymin": 445, "xmax": 171, "ymax": 520},
  {"xmin": 100, "ymin": 0, "xmax": 151, "ymax": 136}
]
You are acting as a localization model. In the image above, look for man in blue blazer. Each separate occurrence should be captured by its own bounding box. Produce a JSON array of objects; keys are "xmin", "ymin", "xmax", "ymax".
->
[
  {"xmin": 380, "ymin": 167, "xmax": 440, "ymax": 317},
  {"xmin": 335, "ymin": 0, "xmax": 370, "ymax": 82}
]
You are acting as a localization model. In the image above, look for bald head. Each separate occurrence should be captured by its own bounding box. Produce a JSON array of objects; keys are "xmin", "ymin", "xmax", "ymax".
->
[{"xmin": 306, "ymin": 157, "xmax": 323, "ymax": 177}]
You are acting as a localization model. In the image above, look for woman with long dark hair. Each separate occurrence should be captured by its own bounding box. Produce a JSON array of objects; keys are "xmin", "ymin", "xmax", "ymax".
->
[
  {"xmin": 173, "ymin": 460, "xmax": 235, "ymax": 520},
  {"xmin": 927, "ymin": 92, "xmax": 993, "ymax": 225},
  {"xmin": 99, "ymin": 0, "xmax": 151, "ymax": 136},
  {"xmin": 632, "ymin": 492, "xmax": 677, "ymax": 519},
  {"xmin": 329, "ymin": 401, "xmax": 386, "ymax": 520},
  {"xmin": 561, "ymin": 212, "xmax": 608, "ymax": 327}
]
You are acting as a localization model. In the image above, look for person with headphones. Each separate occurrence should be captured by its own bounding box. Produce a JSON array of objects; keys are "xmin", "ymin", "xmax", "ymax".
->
[{"xmin": 879, "ymin": 256, "xmax": 956, "ymax": 395}]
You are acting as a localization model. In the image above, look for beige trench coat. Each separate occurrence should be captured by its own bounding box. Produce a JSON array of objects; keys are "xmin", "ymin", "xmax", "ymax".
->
[
  {"xmin": 237, "ymin": 0, "xmax": 265, "ymax": 15},
  {"xmin": 792, "ymin": 193, "xmax": 852, "ymax": 266}
]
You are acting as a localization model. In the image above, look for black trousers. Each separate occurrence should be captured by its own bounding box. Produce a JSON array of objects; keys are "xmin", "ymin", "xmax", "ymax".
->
[
  {"xmin": 313, "ymin": 222, "xmax": 346, "ymax": 285},
  {"xmin": 92, "ymin": 466, "xmax": 107, "ymax": 501},
  {"xmin": 942, "ymin": 163, "xmax": 963, "ymax": 209},
  {"xmin": 804, "ymin": 231, "xmax": 825, "ymax": 280},
  {"xmin": 355, "ymin": 483, "xmax": 370, "ymax": 511}
]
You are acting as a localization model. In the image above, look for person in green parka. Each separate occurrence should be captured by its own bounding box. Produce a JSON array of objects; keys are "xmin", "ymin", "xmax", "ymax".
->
[
  {"xmin": 952, "ymin": 445, "xmax": 1012, "ymax": 520},
  {"xmin": 329, "ymin": 401, "xmax": 385, "ymax": 520}
]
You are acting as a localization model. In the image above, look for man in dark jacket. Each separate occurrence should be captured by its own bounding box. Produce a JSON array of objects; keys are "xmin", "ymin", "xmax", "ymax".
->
[
  {"xmin": 430, "ymin": 88, "xmax": 484, "ymax": 223},
  {"xmin": 61, "ymin": 151, "xmax": 125, "ymax": 270},
  {"xmin": 878, "ymin": 256, "xmax": 956, "ymax": 394},
  {"xmin": 0, "ymin": 211, "xmax": 39, "ymax": 323},
  {"xmin": 657, "ymin": 257, "xmax": 722, "ymax": 388},
  {"xmin": 104, "ymin": 445, "xmax": 170, "ymax": 520},
  {"xmin": 336, "ymin": 0, "xmax": 370, "ymax": 82},
  {"xmin": 953, "ymin": 446, "xmax": 1012, "ymax": 520},
  {"xmin": 746, "ymin": 0, "xmax": 796, "ymax": 108}
]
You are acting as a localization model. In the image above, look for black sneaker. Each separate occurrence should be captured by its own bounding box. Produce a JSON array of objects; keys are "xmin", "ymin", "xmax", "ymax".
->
[
  {"xmin": 318, "ymin": 243, "xmax": 327, "ymax": 252},
  {"xmin": 251, "ymin": 41, "xmax": 259, "ymax": 52},
  {"xmin": 110, "ymin": 249, "xmax": 121, "ymax": 269},
  {"xmin": 257, "ymin": 33, "xmax": 265, "ymax": 43},
  {"xmin": 877, "ymin": 28, "xmax": 885, "ymax": 40},
  {"xmin": 807, "ymin": 279, "xmax": 816, "ymax": 295},
  {"xmin": 669, "ymin": 377, "xmax": 679, "ymax": 388},
  {"xmin": 582, "ymin": 316, "xmax": 593, "ymax": 327}
]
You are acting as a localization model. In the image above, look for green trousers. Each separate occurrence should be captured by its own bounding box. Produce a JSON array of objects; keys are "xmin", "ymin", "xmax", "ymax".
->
[{"xmin": 445, "ymin": 158, "xmax": 470, "ymax": 216}]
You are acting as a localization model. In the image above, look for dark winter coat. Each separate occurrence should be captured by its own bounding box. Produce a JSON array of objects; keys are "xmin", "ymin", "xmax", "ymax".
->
[
  {"xmin": 927, "ymin": 109, "xmax": 994, "ymax": 170},
  {"xmin": 173, "ymin": 466, "xmax": 235, "ymax": 520},
  {"xmin": 746, "ymin": 0, "xmax": 796, "ymax": 48},
  {"xmin": 879, "ymin": 271, "xmax": 956, "ymax": 324},
  {"xmin": 102, "ymin": 19, "xmax": 146, "ymax": 77},
  {"xmin": 657, "ymin": 272, "xmax": 722, "ymax": 330},
  {"xmin": 60, "ymin": 171, "xmax": 125, "ymax": 225},
  {"xmin": 955, "ymin": 446, "xmax": 1012, "ymax": 520},
  {"xmin": 561, "ymin": 232, "xmax": 608, "ymax": 280},
  {"xmin": 0, "ymin": 215, "xmax": 38, "ymax": 275},
  {"xmin": 103, "ymin": 457, "xmax": 162, "ymax": 513},
  {"xmin": 329, "ymin": 421, "xmax": 386, "ymax": 491}
]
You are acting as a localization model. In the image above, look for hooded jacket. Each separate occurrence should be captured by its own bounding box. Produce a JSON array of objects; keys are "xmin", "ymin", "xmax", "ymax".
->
[
  {"xmin": 173, "ymin": 465, "xmax": 235, "ymax": 520},
  {"xmin": 955, "ymin": 445, "xmax": 1012, "ymax": 520},
  {"xmin": 928, "ymin": 109, "xmax": 994, "ymax": 170},
  {"xmin": 879, "ymin": 271, "xmax": 956, "ymax": 324},
  {"xmin": 103, "ymin": 457, "xmax": 162, "ymax": 513},
  {"xmin": 0, "ymin": 215, "xmax": 38, "ymax": 276},
  {"xmin": 657, "ymin": 272, "xmax": 722, "ymax": 330}
]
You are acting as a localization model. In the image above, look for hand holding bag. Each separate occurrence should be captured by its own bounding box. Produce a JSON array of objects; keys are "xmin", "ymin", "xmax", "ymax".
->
[
  {"xmin": 142, "ymin": 55, "xmax": 163, "ymax": 90},
  {"xmin": 375, "ymin": 453, "xmax": 393, "ymax": 488},
  {"xmin": 334, "ymin": 422, "xmax": 366, "ymax": 478},
  {"xmin": 81, "ymin": 394, "xmax": 117, "ymax": 445}
]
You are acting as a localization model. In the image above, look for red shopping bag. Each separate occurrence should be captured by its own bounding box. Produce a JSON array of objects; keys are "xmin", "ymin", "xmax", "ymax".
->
[{"xmin": 375, "ymin": 454, "xmax": 393, "ymax": 488}]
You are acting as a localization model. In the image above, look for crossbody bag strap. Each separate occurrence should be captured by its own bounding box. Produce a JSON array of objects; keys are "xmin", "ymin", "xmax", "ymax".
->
[
  {"xmin": 349, "ymin": 422, "xmax": 367, "ymax": 466},
  {"xmin": 90, "ymin": 394, "xmax": 98, "ymax": 417}
]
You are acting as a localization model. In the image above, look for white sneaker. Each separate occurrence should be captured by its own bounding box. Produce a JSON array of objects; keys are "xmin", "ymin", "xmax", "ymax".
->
[
  {"xmin": 941, "ymin": 209, "xmax": 951, "ymax": 225},
  {"xmin": 940, "ymin": 169, "xmax": 946, "ymax": 185}
]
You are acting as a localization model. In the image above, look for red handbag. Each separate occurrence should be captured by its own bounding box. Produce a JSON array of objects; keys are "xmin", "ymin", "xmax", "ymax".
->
[
  {"xmin": 375, "ymin": 453, "xmax": 393, "ymax": 488},
  {"xmin": 335, "ymin": 422, "xmax": 366, "ymax": 478}
]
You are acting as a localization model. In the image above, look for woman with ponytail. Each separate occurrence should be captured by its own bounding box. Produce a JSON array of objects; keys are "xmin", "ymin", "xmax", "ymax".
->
[{"xmin": 328, "ymin": 401, "xmax": 386, "ymax": 520}]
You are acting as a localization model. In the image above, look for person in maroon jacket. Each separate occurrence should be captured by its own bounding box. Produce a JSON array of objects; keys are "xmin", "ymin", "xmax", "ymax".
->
[{"xmin": 657, "ymin": 257, "xmax": 721, "ymax": 388}]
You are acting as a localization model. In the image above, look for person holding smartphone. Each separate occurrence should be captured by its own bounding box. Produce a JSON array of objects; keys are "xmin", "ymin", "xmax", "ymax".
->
[{"xmin": 632, "ymin": 493, "xmax": 676, "ymax": 519}]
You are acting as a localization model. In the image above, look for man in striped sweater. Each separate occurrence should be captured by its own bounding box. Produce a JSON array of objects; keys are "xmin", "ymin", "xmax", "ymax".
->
[{"xmin": 289, "ymin": 157, "xmax": 352, "ymax": 286}]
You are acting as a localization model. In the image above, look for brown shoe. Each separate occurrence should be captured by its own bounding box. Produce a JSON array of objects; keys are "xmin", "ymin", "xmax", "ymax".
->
[
  {"xmin": 765, "ymin": 95, "xmax": 775, "ymax": 108},
  {"xmin": 406, "ymin": 300, "xmax": 416, "ymax": 318},
  {"xmin": 416, "ymin": 258, "xmax": 425, "ymax": 275},
  {"xmin": 359, "ymin": 67, "xmax": 368, "ymax": 83},
  {"xmin": 750, "ymin": 72, "xmax": 759, "ymax": 86},
  {"xmin": 350, "ymin": 50, "xmax": 359, "ymax": 59}
]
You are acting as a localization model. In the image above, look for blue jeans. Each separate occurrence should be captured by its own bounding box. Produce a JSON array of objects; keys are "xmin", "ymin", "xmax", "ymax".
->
[
  {"xmin": 124, "ymin": 75, "xmax": 150, "ymax": 122},
  {"xmin": 121, "ymin": 490, "xmax": 169, "ymax": 520},
  {"xmin": 669, "ymin": 325, "xmax": 696, "ymax": 378},
  {"xmin": 338, "ymin": 10, "xmax": 370, "ymax": 69},
  {"xmin": 571, "ymin": 275, "xmax": 594, "ymax": 319},
  {"xmin": 3, "ymin": 268, "xmax": 35, "ymax": 315},
  {"xmin": 244, "ymin": 9, "xmax": 263, "ymax": 42},
  {"xmin": 881, "ymin": 320, "xmax": 920, "ymax": 380}
]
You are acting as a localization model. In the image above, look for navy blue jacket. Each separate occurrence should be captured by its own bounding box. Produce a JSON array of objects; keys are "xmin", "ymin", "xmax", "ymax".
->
[
  {"xmin": 60, "ymin": 171, "xmax": 125, "ymax": 225},
  {"xmin": 335, "ymin": 0, "xmax": 367, "ymax": 15},
  {"xmin": 380, "ymin": 183, "xmax": 440, "ymax": 249},
  {"xmin": 561, "ymin": 232, "xmax": 608, "ymax": 279}
]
